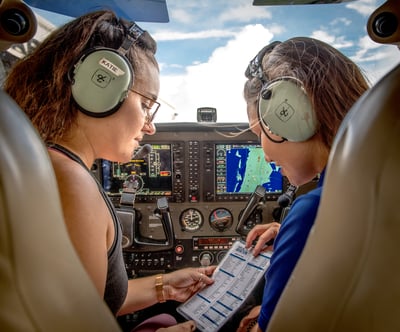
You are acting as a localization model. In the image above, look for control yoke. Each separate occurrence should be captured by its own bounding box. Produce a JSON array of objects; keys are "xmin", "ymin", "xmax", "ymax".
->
[
  {"xmin": 236, "ymin": 185, "xmax": 266, "ymax": 235},
  {"xmin": 134, "ymin": 197, "xmax": 175, "ymax": 251}
]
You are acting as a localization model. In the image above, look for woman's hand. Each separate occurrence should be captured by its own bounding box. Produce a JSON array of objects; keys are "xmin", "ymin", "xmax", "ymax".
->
[
  {"xmin": 163, "ymin": 266, "xmax": 216, "ymax": 302},
  {"xmin": 236, "ymin": 305, "xmax": 261, "ymax": 332},
  {"xmin": 245, "ymin": 222, "xmax": 280, "ymax": 256},
  {"xmin": 156, "ymin": 320, "xmax": 196, "ymax": 332}
]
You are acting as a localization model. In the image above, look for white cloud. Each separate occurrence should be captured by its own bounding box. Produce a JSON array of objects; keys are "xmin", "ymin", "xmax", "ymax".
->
[
  {"xmin": 352, "ymin": 35, "xmax": 393, "ymax": 61},
  {"xmin": 169, "ymin": 8, "xmax": 195, "ymax": 25},
  {"xmin": 268, "ymin": 24, "xmax": 286, "ymax": 36},
  {"xmin": 352, "ymin": 37, "xmax": 400, "ymax": 83},
  {"xmin": 167, "ymin": 0, "xmax": 272, "ymax": 26},
  {"xmin": 219, "ymin": 5, "xmax": 272, "ymax": 23},
  {"xmin": 310, "ymin": 28, "xmax": 399, "ymax": 84},
  {"xmin": 153, "ymin": 0, "xmax": 399, "ymax": 123},
  {"xmin": 152, "ymin": 29, "xmax": 237, "ymax": 41},
  {"xmin": 362, "ymin": 50, "xmax": 400, "ymax": 84},
  {"xmin": 330, "ymin": 17, "xmax": 352, "ymax": 27},
  {"xmin": 156, "ymin": 24, "xmax": 274, "ymax": 122},
  {"xmin": 310, "ymin": 30, "xmax": 353, "ymax": 49},
  {"xmin": 360, "ymin": 34, "xmax": 383, "ymax": 51},
  {"xmin": 346, "ymin": 0, "xmax": 379, "ymax": 17},
  {"xmin": 311, "ymin": 30, "xmax": 336, "ymax": 44}
]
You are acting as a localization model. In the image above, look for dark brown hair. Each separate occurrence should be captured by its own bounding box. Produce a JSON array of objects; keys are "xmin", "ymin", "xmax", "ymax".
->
[
  {"xmin": 244, "ymin": 37, "xmax": 370, "ymax": 148},
  {"xmin": 4, "ymin": 10, "xmax": 158, "ymax": 142}
]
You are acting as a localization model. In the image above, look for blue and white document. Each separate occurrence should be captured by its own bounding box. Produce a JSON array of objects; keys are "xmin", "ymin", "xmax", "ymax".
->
[{"xmin": 177, "ymin": 240, "xmax": 272, "ymax": 332}]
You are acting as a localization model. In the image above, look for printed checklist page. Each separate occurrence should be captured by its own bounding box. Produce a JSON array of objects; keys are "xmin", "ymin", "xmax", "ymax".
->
[{"xmin": 177, "ymin": 240, "xmax": 271, "ymax": 332}]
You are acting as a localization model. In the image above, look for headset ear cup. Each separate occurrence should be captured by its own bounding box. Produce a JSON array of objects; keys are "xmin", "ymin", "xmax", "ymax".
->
[
  {"xmin": 71, "ymin": 48, "xmax": 133, "ymax": 117},
  {"xmin": 258, "ymin": 78, "xmax": 317, "ymax": 142}
]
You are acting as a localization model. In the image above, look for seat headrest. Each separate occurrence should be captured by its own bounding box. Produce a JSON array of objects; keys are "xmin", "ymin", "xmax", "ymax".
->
[{"xmin": 0, "ymin": 90, "xmax": 121, "ymax": 331}]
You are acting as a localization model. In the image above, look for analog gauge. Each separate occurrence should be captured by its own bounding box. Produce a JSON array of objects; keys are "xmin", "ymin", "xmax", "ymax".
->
[
  {"xmin": 180, "ymin": 208, "xmax": 203, "ymax": 232},
  {"xmin": 209, "ymin": 208, "xmax": 233, "ymax": 232}
]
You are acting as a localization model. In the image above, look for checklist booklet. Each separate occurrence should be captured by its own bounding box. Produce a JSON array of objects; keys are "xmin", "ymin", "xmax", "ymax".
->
[{"xmin": 177, "ymin": 240, "xmax": 271, "ymax": 332}]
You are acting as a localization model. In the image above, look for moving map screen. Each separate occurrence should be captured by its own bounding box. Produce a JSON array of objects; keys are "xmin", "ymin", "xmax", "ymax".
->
[{"xmin": 215, "ymin": 143, "xmax": 282, "ymax": 195}]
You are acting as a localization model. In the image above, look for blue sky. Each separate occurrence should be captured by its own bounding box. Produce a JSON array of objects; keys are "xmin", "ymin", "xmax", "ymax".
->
[{"xmin": 34, "ymin": 0, "xmax": 400, "ymax": 123}]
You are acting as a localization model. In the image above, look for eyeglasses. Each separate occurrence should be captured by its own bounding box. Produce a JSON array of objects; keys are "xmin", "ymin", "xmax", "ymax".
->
[{"xmin": 129, "ymin": 89, "xmax": 160, "ymax": 125}]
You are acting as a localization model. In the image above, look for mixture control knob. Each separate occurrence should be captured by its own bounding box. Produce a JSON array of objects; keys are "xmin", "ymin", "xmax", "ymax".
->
[{"xmin": 199, "ymin": 252, "xmax": 213, "ymax": 267}]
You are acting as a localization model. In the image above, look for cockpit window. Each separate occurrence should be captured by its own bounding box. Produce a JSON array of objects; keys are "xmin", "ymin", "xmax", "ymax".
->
[{"xmin": 2, "ymin": 0, "xmax": 397, "ymax": 123}]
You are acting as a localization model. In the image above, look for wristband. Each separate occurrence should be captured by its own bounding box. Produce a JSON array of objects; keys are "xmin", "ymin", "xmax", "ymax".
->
[{"xmin": 155, "ymin": 274, "xmax": 166, "ymax": 303}]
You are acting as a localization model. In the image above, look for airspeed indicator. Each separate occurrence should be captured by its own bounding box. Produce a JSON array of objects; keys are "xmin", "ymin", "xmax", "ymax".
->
[{"xmin": 180, "ymin": 208, "xmax": 203, "ymax": 232}]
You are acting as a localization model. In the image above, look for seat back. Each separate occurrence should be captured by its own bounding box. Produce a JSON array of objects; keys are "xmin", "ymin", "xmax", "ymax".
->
[{"xmin": 0, "ymin": 90, "xmax": 121, "ymax": 331}]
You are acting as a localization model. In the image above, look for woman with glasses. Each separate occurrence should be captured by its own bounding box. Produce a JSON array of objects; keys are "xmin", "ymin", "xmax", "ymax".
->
[
  {"xmin": 237, "ymin": 37, "xmax": 369, "ymax": 332},
  {"xmin": 5, "ymin": 10, "xmax": 214, "ymax": 332}
]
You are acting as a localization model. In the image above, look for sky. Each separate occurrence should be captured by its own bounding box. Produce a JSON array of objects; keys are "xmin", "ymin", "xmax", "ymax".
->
[{"xmin": 34, "ymin": 0, "xmax": 400, "ymax": 123}]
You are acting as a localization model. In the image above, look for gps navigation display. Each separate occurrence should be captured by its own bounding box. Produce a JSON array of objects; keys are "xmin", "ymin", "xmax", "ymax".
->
[{"xmin": 215, "ymin": 143, "xmax": 282, "ymax": 195}]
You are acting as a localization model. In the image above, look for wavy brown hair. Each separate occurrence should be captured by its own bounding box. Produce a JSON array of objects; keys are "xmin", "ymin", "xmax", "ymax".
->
[
  {"xmin": 244, "ymin": 37, "xmax": 370, "ymax": 148},
  {"xmin": 4, "ymin": 10, "xmax": 158, "ymax": 143}
]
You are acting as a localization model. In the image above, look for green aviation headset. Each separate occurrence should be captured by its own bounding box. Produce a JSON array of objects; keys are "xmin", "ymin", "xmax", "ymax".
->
[
  {"xmin": 70, "ymin": 22, "xmax": 144, "ymax": 117},
  {"xmin": 246, "ymin": 40, "xmax": 318, "ymax": 142},
  {"xmin": 258, "ymin": 76, "xmax": 318, "ymax": 142}
]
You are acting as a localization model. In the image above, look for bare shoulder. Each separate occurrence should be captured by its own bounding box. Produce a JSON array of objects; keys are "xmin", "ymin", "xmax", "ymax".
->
[
  {"xmin": 48, "ymin": 150, "xmax": 110, "ymax": 234},
  {"xmin": 49, "ymin": 151, "xmax": 99, "ymax": 201},
  {"xmin": 48, "ymin": 150, "xmax": 113, "ymax": 292}
]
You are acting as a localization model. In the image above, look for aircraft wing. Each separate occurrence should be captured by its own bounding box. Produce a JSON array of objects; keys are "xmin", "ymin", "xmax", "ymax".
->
[{"xmin": 25, "ymin": 0, "xmax": 169, "ymax": 22}]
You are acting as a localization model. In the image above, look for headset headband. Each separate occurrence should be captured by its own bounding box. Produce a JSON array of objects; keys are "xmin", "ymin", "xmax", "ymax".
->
[
  {"xmin": 245, "ymin": 41, "xmax": 281, "ymax": 83},
  {"xmin": 117, "ymin": 22, "xmax": 145, "ymax": 56}
]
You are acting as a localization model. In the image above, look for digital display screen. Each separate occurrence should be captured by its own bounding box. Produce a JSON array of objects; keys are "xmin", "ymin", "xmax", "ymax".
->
[
  {"xmin": 215, "ymin": 143, "xmax": 282, "ymax": 195},
  {"xmin": 197, "ymin": 237, "xmax": 232, "ymax": 245},
  {"xmin": 102, "ymin": 144, "xmax": 173, "ymax": 196}
]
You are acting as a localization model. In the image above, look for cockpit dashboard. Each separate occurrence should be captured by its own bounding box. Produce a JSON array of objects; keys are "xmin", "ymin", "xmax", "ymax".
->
[{"xmin": 91, "ymin": 122, "xmax": 290, "ymax": 278}]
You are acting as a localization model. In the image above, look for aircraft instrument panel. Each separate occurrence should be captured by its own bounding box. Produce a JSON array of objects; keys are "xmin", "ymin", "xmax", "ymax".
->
[{"xmin": 92, "ymin": 122, "xmax": 289, "ymax": 277}]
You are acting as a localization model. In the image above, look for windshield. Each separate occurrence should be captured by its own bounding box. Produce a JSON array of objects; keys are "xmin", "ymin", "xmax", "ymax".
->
[{"xmin": 29, "ymin": 0, "xmax": 400, "ymax": 123}]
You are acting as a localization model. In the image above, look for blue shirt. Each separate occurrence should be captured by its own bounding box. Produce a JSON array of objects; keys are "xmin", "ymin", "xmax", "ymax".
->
[{"xmin": 258, "ymin": 170, "xmax": 325, "ymax": 331}]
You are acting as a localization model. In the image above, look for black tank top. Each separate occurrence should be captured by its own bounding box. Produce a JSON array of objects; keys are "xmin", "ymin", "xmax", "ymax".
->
[{"xmin": 48, "ymin": 144, "xmax": 128, "ymax": 315}]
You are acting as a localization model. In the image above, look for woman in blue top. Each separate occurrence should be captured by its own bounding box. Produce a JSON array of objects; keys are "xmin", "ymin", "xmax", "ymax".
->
[{"xmin": 237, "ymin": 37, "xmax": 369, "ymax": 332}]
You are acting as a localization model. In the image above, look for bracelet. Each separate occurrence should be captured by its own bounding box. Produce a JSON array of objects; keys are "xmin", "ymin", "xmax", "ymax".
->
[{"xmin": 155, "ymin": 274, "xmax": 166, "ymax": 303}]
